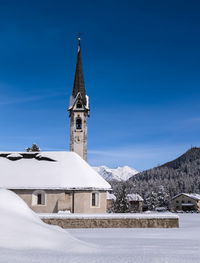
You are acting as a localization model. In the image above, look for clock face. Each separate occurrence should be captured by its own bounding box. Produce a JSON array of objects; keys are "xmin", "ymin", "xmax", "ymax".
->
[{"xmin": 75, "ymin": 136, "xmax": 81, "ymax": 144}]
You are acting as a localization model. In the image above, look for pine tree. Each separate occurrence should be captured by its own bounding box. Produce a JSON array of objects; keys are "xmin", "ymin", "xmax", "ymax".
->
[
  {"xmin": 26, "ymin": 144, "xmax": 40, "ymax": 152},
  {"xmin": 113, "ymin": 183, "xmax": 129, "ymax": 213}
]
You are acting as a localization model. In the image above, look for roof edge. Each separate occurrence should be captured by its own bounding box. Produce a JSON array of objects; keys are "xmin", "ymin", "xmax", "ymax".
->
[{"xmin": 4, "ymin": 187, "xmax": 111, "ymax": 191}]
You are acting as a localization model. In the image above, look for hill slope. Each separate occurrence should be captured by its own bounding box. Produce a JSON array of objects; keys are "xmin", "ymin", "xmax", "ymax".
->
[
  {"xmin": 160, "ymin": 147, "xmax": 200, "ymax": 169},
  {"xmin": 127, "ymin": 147, "xmax": 200, "ymax": 207}
]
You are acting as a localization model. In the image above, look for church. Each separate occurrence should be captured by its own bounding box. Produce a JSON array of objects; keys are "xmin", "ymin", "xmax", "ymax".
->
[{"xmin": 0, "ymin": 39, "xmax": 111, "ymax": 214}]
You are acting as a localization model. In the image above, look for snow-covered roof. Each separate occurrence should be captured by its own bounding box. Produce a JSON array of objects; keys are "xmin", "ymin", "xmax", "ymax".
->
[
  {"xmin": 68, "ymin": 94, "xmax": 89, "ymax": 110},
  {"xmin": 106, "ymin": 192, "xmax": 116, "ymax": 201},
  {"xmin": 172, "ymin": 193, "xmax": 200, "ymax": 201},
  {"xmin": 0, "ymin": 151, "xmax": 111, "ymax": 190},
  {"xmin": 127, "ymin": 194, "xmax": 143, "ymax": 202}
]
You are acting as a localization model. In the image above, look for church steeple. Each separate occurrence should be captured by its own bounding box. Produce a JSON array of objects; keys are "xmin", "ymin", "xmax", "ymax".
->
[
  {"xmin": 69, "ymin": 38, "xmax": 90, "ymax": 162},
  {"xmin": 72, "ymin": 38, "xmax": 86, "ymax": 106}
]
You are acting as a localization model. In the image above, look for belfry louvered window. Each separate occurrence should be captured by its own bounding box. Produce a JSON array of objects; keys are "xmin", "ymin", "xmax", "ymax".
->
[{"xmin": 76, "ymin": 118, "xmax": 82, "ymax": 130}]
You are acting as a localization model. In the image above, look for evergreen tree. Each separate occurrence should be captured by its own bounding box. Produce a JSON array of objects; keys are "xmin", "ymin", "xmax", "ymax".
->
[
  {"xmin": 26, "ymin": 144, "xmax": 40, "ymax": 152},
  {"xmin": 113, "ymin": 183, "xmax": 129, "ymax": 213}
]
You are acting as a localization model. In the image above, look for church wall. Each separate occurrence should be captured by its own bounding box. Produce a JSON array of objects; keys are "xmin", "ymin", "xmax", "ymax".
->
[
  {"xmin": 12, "ymin": 190, "xmax": 66, "ymax": 213},
  {"xmin": 74, "ymin": 191, "xmax": 107, "ymax": 213},
  {"xmin": 12, "ymin": 189, "xmax": 107, "ymax": 214}
]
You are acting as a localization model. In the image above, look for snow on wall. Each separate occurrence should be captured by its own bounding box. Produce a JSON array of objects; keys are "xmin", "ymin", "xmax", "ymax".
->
[{"xmin": 39, "ymin": 212, "xmax": 179, "ymax": 220}]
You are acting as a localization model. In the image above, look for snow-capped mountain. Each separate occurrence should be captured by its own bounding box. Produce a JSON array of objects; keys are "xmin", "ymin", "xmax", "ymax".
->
[{"xmin": 93, "ymin": 166, "xmax": 138, "ymax": 182}]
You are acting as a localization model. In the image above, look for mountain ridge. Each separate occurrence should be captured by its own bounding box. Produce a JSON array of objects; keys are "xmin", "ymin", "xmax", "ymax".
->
[
  {"xmin": 93, "ymin": 165, "xmax": 138, "ymax": 182},
  {"xmin": 127, "ymin": 147, "xmax": 200, "ymax": 200},
  {"xmin": 159, "ymin": 147, "xmax": 200, "ymax": 170}
]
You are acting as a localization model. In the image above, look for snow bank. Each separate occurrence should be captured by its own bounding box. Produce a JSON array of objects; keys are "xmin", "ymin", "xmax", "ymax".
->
[{"xmin": 0, "ymin": 189, "xmax": 97, "ymax": 252}]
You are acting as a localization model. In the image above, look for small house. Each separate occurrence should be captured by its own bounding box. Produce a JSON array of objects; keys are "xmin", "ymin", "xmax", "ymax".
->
[
  {"xmin": 106, "ymin": 192, "xmax": 116, "ymax": 210},
  {"xmin": 171, "ymin": 193, "xmax": 200, "ymax": 212},
  {"xmin": 127, "ymin": 194, "xmax": 143, "ymax": 212}
]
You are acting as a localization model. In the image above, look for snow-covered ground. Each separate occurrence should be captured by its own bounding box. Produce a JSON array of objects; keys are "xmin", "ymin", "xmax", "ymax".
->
[
  {"xmin": 0, "ymin": 189, "xmax": 199, "ymax": 263},
  {"xmin": 68, "ymin": 214, "xmax": 200, "ymax": 263}
]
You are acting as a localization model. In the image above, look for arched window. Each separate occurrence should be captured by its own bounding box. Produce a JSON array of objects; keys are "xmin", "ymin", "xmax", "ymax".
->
[
  {"xmin": 32, "ymin": 190, "xmax": 46, "ymax": 206},
  {"xmin": 76, "ymin": 118, "xmax": 82, "ymax": 130}
]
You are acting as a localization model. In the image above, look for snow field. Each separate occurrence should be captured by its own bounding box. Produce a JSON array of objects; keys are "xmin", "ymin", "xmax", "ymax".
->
[
  {"xmin": 0, "ymin": 189, "xmax": 199, "ymax": 263},
  {"xmin": 68, "ymin": 213, "xmax": 200, "ymax": 263}
]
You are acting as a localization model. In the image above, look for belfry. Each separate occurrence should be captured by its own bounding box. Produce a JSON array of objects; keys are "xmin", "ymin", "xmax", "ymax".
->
[{"xmin": 68, "ymin": 38, "xmax": 90, "ymax": 161}]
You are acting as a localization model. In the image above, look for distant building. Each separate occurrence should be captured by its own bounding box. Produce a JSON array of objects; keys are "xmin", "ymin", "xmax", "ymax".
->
[
  {"xmin": 127, "ymin": 194, "xmax": 143, "ymax": 213},
  {"xmin": 171, "ymin": 193, "xmax": 200, "ymax": 212},
  {"xmin": 106, "ymin": 192, "xmax": 116, "ymax": 210}
]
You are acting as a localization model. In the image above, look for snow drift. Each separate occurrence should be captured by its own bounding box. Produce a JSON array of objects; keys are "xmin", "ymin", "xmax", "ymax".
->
[{"xmin": 0, "ymin": 189, "xmax": 96, "ymax": 253}]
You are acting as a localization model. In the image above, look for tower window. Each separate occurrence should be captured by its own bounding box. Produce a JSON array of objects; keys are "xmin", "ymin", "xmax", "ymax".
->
[
  {"xmin": 77, "ymin": 102, "xmax": 82, "ymax": 108},
  {"xmin": 76, "ymin": 118, "xmax": 82, "ymax": 130}
]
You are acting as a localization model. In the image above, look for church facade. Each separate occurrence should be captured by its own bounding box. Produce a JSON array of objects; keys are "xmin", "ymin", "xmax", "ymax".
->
[
  {"xmin": 0, "ymin": 40, "xmax": 111, "ymax": 214},
  {"xmin": 0, "ymin": 151, "xmax": 110, "ymax": 213}
]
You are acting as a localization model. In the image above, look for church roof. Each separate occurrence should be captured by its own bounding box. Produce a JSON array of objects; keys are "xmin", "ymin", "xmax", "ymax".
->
[
  {"xmin": 72, "ymin": 39, "xmax": 87, "ymax": 106},
  {"xmin": 0, "ymin": 151, "xmax": 111, "ymax": 190}
]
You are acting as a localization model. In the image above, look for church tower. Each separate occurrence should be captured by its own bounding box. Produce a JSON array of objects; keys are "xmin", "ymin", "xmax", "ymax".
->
[{"xmin": 68, "ymin": 38, "xmax": 90, "ymax": 161}]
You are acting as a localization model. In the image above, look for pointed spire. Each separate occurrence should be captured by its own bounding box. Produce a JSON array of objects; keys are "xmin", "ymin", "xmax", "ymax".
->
[{"xmin": 72, "ymin": 38, "xmax": 86, "ymax": 105}]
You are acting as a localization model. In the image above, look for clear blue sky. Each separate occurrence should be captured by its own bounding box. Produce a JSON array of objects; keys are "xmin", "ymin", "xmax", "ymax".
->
[{"xmin": 0, "ymin": 0, "xmax": 200, "ymax": 171}]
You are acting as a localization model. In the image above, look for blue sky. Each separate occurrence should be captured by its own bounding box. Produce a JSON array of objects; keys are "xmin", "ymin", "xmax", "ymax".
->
[{"xmin": 0, "ymin": 0, "xmax": 200, "ymax": 171}]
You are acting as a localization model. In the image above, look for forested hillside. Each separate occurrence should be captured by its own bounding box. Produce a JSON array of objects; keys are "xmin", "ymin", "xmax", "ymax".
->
[{"xmin": 110, "ymin": 147, "xmax": 200, "ymax": 211}]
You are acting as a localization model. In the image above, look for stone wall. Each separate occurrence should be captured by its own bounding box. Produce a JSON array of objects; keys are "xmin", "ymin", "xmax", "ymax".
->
[{"xmin": 42, "ymin": 216, "xmax": 179, "ymax": 228}]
